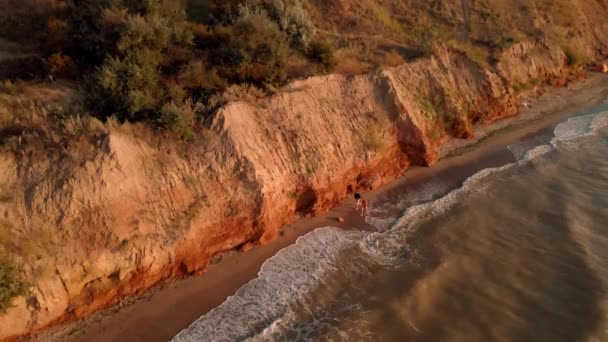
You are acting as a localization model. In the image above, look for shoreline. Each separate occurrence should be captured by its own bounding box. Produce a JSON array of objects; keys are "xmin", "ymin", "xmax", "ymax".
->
[{"xmin": 37, "ymin": 74, "xmax": 608, "ymax": 342}]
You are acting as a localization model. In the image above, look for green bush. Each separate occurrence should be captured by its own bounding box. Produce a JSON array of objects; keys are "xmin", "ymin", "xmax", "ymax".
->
[
  {"xmin": 92, "ymin": 7, "xmax": 193, "ymax": 119},
  {"xmin": 261, "ymin": 0, "xmax": 314, "ymax": 48},
  {"xmin": 95, "ymin": 54, "xmax": 163, "ymax": 117},
  {"xmin": 158, "ymin": 100, "xmax": 197, "ymax": 139},
  {"xmin": 307, "ymin": 40, "xmax": 335, "ymax": 70},
  {"xmin": 219, "ymin": 9, "xmax": 289, "ymax": 85},
  {"xmin": 563, "ymin": 46, "xmax": 589, "ymax": 67},
  {"xmin": 179, "ymin": 60, "xmax": 225, "ymax": 92},
  {"xmin": 0, "ymin": 258, "xmax": 28, "ymax": 315}
]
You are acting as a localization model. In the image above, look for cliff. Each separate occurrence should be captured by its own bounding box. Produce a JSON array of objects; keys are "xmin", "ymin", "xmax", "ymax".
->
[{"xmin": 0, "ymin": 39, "xmax": 605, "ymax": 338}]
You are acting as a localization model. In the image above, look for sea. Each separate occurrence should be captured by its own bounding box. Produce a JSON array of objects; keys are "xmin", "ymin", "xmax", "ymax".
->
[{"xmin": 174, "ymin": 103, "xmax": 608, "ymax": 342}]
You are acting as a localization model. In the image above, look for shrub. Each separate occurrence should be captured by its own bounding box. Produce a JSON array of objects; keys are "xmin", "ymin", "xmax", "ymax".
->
[
  {"xmin": 101, "ymin": 6, "xmax": 129, "ymax": 26},
  {"xmin": 220, "ymin": 83, "xmax": 266, "ymax": 103},
  {"xmin": 449, "ymin": 40, "xmax": 491, "ymax": 69},
  {"xmin": 179, "ymin": 60, "xmax": 225, "ymax": 92},
  {"xmin": 260, "ymin": 0, "xmax": 314, "ymax": 48},
  {"xmin": 0, "ymin": 258, "xmax": 28, "ymax": 315},
  {"xmin": 511, "ymin": 82, "xmax": 525, "ymax": 94},
  {"xmin": 286, "ymin": 53, "xmax": 318, "ymax": 79},
  {"xmin": 158, "ymin": 100, "xmax": 196, "ymax": 139},
  {"xmin": 166, "ymin": 83, "xmax": 187, "ymax": 102},
  {"xmin": 219, "ymin": 10, "xmax": 288, "ymax": 85},
  {"xmin": 307, "ymin": 39, "xmax": 335, "ymax": 70},
  {"xmin": 382, "ymin": 50, "xmax": 406, "ymax": 66},
  {"xmin": 333, "ymin": 55, "xmax": 373, "ymax": 75},
  {"xmin": 95, "ymin": 55, "xmax": 163, "ymax": 117},
  {"xmin": 205, "ymin": 83, "xmax": 266, "ymax": 114},
  {"xmin": 47, "ymin": 53, "xmax": 78, "ymax": 78},
  {"xmin": 190, "ymin": 23, "xmax": 214, "ymax": 47},
  {"xmin": 362, "ymin": 126, "xmax": 383, "ymax": 152},
  {"xmin": 92, "ymin": 8, "xmax": 193, "ymax": 119},
  {"xmin": 563, "ymin": 46, "xmax": 589, "ymax": 67}
]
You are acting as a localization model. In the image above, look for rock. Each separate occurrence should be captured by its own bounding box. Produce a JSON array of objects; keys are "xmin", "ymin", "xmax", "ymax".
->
[{"xmin": 240, "ymin": 243, "xmax": 255, "ymax": 253}]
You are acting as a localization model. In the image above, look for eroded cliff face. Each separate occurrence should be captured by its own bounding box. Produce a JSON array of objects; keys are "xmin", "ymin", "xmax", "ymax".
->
[{"xmin": 0, "ymin": 40, "xmax": 603, "ymax": 338}]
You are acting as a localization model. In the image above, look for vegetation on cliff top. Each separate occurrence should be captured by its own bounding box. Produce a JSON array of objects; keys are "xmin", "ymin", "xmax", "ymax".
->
[{"xmin": 0, "ymin": 0, "xmax": 605, "ymax": 138}]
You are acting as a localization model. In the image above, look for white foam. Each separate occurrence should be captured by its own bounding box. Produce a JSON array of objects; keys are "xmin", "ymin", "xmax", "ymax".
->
[
  {"xmin": 552, "ymin": 111, "xmax": 608, "ymax": 144},
  {"xmin": 366, "ymin": 180, "xmax": 452, "ymax": 232},
  {"xmin": 365, "ymin": 216, "xmax": 397, "ymax": 232},
  {"xmin": 173, "ymin": 228, "xmax": 367, "ymax": 342},
  {"xmin": 387, "ymin": 163, "xmax": 516, "ymax": 234},
  {"xmin": 507, "ymin": 112, "xmax": 608, "ymax": 161}
]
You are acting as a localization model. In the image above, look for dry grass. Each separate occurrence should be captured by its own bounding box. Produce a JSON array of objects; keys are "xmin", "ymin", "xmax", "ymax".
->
[
  {"xmin": 364, "ymin": 0, "xmax": 403, "ymax": 35},
  {"xmin": 333, "ymin": 52, "xmax": 374, "ymax": 75},
  {"xmin": 361, "ymin": 125, "xmax": 384, "ymax": 152},
  {"xmin": 209, "ymin": 83, "xmax": 267, "ymax": 107},
  {"xmin": 0, "ymin": 82, "xmax": 115, "ymax": 166},
  {"xmin": 286, "ymin": 52, "xmax": 319, "ymax": 78},
  {"xmin": 304, "ymin": 0, "xmax": 603, "ymax": 72},
  {"xmin": 415, "ymin": 93, "xmax": 442, "ymax": 119},
  {"xmin": 383, "ymin": 50, "xmax": 406, "ymax": 66},
  {"xmin": 0, "ymin": 102, "xmax": 105, "ymax": 138},
  {"xmin": 562, "ymin": 45, "xmax": 592, "ymax": 67},
  {"xmin": 448, "ymin": 40, "xmax": 491, "ymax": 69},
  {"xmin": 0, "ymin": 80, "xmax": 25, "ymax": 95}
]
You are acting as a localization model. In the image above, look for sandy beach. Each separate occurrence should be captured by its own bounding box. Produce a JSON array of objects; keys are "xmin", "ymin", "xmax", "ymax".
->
[{"xmin": 36, "ymin": 73, "xmax": 608, "ymax": 342}]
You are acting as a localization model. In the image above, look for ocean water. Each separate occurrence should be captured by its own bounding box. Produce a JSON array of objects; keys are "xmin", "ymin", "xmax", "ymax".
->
[{"xmin": 174, "ymin": 107, "xmax": 608, "ymax": 342}]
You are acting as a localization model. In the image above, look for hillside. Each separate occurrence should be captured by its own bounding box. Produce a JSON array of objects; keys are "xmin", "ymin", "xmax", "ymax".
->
[{"xmin": 1, "ymin": 0, "xmax": 608, "ymax": 339}]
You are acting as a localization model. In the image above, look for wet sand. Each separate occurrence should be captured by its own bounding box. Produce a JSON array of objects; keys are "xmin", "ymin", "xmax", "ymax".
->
[{"xmin": 37, "ymin": 73, "xmax": 608, "ymax": 342}]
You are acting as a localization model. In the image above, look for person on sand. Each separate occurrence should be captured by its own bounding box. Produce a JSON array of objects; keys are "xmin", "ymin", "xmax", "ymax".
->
[
  {"xmin": 360, "ymin": 199, "xmax": 369, "ymax": 217},
  {"xmin": 354, "ymin": 191, "xmax": 361, "ymax": 211}
]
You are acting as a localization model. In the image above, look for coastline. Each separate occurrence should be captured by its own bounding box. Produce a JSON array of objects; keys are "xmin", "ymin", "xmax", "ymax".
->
[{"xmin": 36, "ymin": 73, "xmax": 608, "ymax": 342}]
